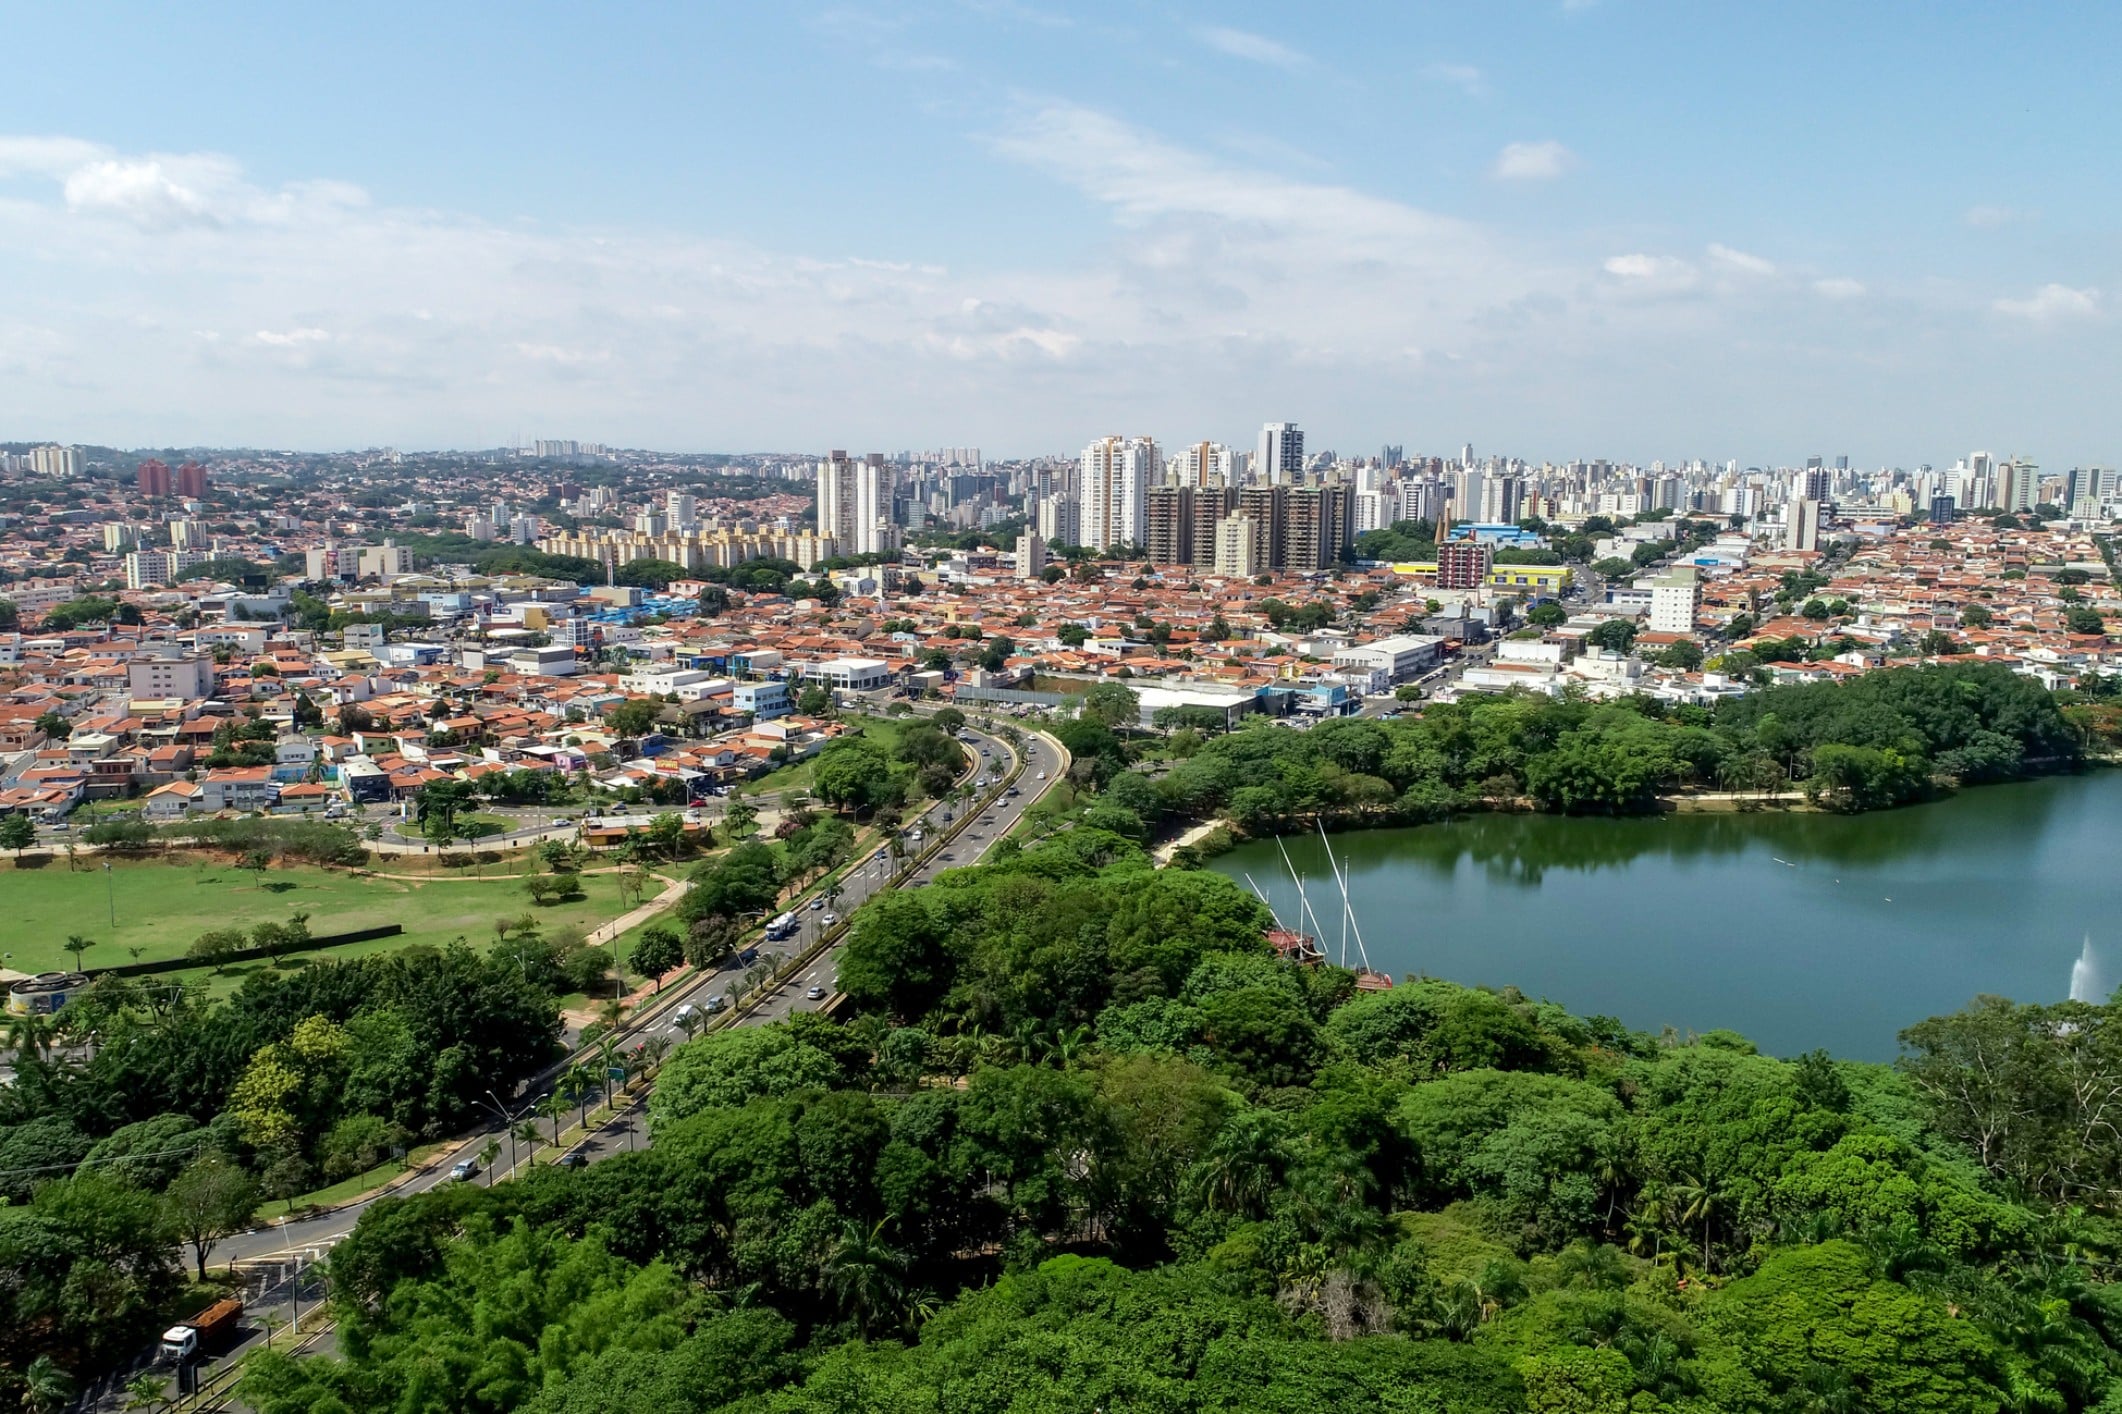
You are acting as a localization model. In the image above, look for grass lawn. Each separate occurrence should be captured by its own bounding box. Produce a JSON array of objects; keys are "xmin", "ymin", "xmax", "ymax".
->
[
  {"xmin": 743, "ymin": 716, "xmax": 908, "ymax": 796},
  {"xmin": 1, "ymin": 855, "xmax": 636, "ymax": 977},
  {"xmin": 264, "ymin": 1141, "xmax": 449, "ymax": 1218}
]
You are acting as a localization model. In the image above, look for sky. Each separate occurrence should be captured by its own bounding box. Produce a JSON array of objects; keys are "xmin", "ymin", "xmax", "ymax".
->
[{"xmin": 0, "ymin": 1, "xmax": 2116, "ymax": 467}]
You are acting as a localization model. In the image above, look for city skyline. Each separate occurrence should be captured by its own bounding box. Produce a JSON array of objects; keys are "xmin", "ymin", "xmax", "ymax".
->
[{"xmin": 1, "ymin": 4, "xmax": 2116, "ymax": 464}]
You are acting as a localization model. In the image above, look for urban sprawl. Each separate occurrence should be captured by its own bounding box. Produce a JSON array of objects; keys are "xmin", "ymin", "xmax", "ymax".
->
[{"xmin": 0, "ymin": 430, "xmax": 2112, "ymax": 832}]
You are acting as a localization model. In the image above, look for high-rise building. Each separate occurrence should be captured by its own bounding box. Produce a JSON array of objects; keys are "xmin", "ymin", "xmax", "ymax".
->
[
  {"xmin": 1996, "ymin": 457, "xmax": 2039, "ymax": 512},
  {"xmin": 817, "ymin": 451, "xmax": 899, "ymax": 556},
  {"xmin": 1080, "ymin": 436, "xmax": 1157, "ymax": 551},
  {"xmin": 1180, "ymin": 441, "xmax": 1237, "ymax": 487},
  {"xmin": 125, "ymin": 549, "xmax": 206, "ymax": 589},
  {"xmin": 1144, "ymin": 486, "xmax": 1196, "ymax": 567},
  {"xmin": 1649, "ymin": 568, "xmax": 1702, "ymax": 635},
  {"xmin": 1787, "ymin": 498, "xmax": 1822, "ymax": 552},
  {"xmin": 137, "ymin": 460, "xmax": 172, "ymax": 498},
  {"xmin": 32, "ymin": 445, "xmax": 84, "ymax": 477},
  {"xmin": 1284, "ymin": 485, "xmax": 1354, "ymax": 572},
  {"xmin": 1036, "ymin": 494, "xmax": 1081, "ymax": 548},
  {"xmin": 1928, "ymin": 495, "xmax": 1958, "ymax": 525},
  {"xmin": 666, "ymin": 491, "xmax": 697, "ymax": 529},
  {"xmin": 1213, "ymin": 515, "xmax": 1259, "ymax": 578},
  {"xmin": 175, "ymin": 461, "xmax": 208, "ymax": 499},
  {"xmin": 1477, "ymin": 474, "xmax": 1523, "ymax": 525},
  {"xmin": 1381, "ymin": 444, "xmax": 1404, "ymax": 468},
  {"xmin": 1435, "ymin": 540, "xmax": 1492, "ymax": 591},
  {"xmin": 1256, "ymin": 423, "xmax": 1303, "ymax": 485},
  {"xmin": 1015, "ymin": 531, "xmax": 1048, "ymax": 580},
  {"xmin": 1798, "ymin": 466, "xmax": 1829, "ymax": 501}
]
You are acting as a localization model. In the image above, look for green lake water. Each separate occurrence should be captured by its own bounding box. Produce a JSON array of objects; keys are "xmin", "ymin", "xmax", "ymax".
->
[{"xmin": 1213, "ymin": 772, "xmax": 2122, "ymax": 1060}]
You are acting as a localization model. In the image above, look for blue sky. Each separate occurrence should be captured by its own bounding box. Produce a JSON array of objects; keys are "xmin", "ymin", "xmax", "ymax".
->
[{"xmin": 0, "ymin": 1, "xmax": 2115, "ymax": 465}]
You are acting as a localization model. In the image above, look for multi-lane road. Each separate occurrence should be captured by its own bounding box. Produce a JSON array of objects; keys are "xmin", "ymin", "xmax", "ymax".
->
[{"xmin": 214, "ymin": 718, "xmax": 1064, "ymax": 1270}]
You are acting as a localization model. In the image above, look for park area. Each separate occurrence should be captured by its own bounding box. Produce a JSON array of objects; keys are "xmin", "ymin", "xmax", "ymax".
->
[{"xmin": 2, "ymin": 854, "xmax": 642, "ymax": 979}]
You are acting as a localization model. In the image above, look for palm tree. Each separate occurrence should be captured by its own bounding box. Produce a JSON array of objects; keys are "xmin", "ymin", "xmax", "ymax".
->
[
  {"xmin": 823, "ymin": 1219, "xmax": 908, "ymax": 1338},
  {"xmin": 509, "ymin": 1119, "xmax": 539, "ymax": 1173},
  {"xmin": 5, "ymin": 1012, "xmax": 56, "ymax": 1063},
  {"xmin": 480, "ymin": 1138, "xmax": 502, "ymax": 1184},
  {"xmin": 538, "ymin": 1093, "xmax": 567, "ymax": 1146},
  {"xmin": 566, "ymin": 1063, "xmax": 600, "ymax": 1128},
  {"xmin": 1189, "ymin": 1114, "xmax": 1287, "ymax": 1221},
  {"xmin": 21, "ymin": 1356, "xmax": 74, "ymax": 1414},
  {"xmin": 121, "ymin": 1371, "xmax": 167, "ymax": 1411},
  {"xmin": 1673, "ymin": 1172, "xmax": 1721, "ymax": 1273}
]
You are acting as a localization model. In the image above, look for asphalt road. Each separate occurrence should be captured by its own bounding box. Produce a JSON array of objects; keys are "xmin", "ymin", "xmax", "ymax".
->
[{"xmin": 212, "ymin": 719, "xmax": 1063, "ymax": 1269}]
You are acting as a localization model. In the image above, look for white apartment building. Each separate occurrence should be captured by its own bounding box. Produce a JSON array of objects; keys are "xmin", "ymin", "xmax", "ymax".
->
[
  {"xmin": 1213, "ymin": 514, "xmax": 1258, "ymax": 577},
  {"xmin": 128, "ymin": 653, "xmax": 214, "ymax": 700},
  {"xmin": 1256, "ymin": 423, "xmax": 1303, "ymax": 485},
  {"xmin": 816, "ymin": 451, "xmax": 899, "ymax": 556},
  {"xmin": 1648, "ymin": 567, "xmax": 1702, "ymax": 636},
  {"xmin": 125, "ymin": 549, "xmax": 206, "ymax": 589},
  {"xmin": 30, "ymin": 445, "xmax": 85, "ymax": 477},
  {"xmin": 1080, "ymin": 436, "xmax": 1157, "ymax": 551},
  {"xmin": 1179, "ymin": 441, "xmax": 1239, "ymax": 487}
]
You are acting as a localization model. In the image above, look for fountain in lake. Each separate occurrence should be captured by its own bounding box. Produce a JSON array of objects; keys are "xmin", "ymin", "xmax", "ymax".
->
[{"xmin": 2070, "ymin": 936, "xmax": 2105, "ymax": 1004}]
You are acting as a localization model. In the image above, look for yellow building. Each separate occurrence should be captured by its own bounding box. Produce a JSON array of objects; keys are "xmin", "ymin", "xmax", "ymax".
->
[{"xmin": 1489, "ymin": 565, "xmax": 1571, "ymax": 593}]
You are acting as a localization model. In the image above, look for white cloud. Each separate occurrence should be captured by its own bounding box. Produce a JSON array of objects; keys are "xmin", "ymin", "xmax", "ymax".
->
[
  {"xmin": 1603, "ymin": 253, "xmax": 1690, "ymax": 281},
  {"xmin": 1994, "ymin": 283, "xmax": 2100, "ymax": 321},
  {"xmin": 1491, "ymin": 140, "xmax": 1573, "ymax": 181},
  {"xmin": 0, "ymin": 136, "xmax": 110, "ymax": 178},
  {"xmin": 64, "ymin": 158, "xmax": 225, "ymax": 228},
  {"xmin": 1422, "ymin": 63, "xmax": 1486, "ymax": 97},
  {"xmin": 1707, "ymin": 243, "xmax": 1775, "ymax": 276},
  {"xmin": 1964, "ymin": 204, "xmax": 2031, "ymax": 229},
  {"xmin": 254, "ymin": 328, "xmax": 330, "ymax": 346},
  {"xmin": 1813, "ymin": 277, "xmax": 1866, "ymax": 299},
  {"xmin": 1195, "ymin": 26, "xmax": 1311, "ymax": 71}
]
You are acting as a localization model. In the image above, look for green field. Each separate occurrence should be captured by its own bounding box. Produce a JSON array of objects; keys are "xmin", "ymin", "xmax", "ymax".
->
[
  {"xmin": 3, "ymin": 856, "xmax": 638, "ymax": 978},
  {"xmin": 742, "ymin": 716, "xmax": 909, "ymax": 796}
]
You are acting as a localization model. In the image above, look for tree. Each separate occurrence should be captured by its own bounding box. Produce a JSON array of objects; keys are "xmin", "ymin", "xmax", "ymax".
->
[
  {"xmin": 1656, "ymin": 640, "xmax": 1705, "ymax": 671},
  {"xmin": 0, "ymin": 813, "xmax": 35, "ymax": 854},
  {"xmin": 240, "ymin": 848, "xmax": 273, "ymax": 886},
  {"xmin": 797, "ymin": 684, "xmax": 833, "ymax": 716},
  {"xmin": 629, "ymin": 924, "xmax": 685, "ymax": 987},
  {"xmin": 722, "ymin": 794, "xmax": 759, "ymax": 842},
  {"xmin": 1080, "ymin": 682, "xmax": 1140, "ymax": 731},
  {"xmin": 162, "ymin": 1154, "xmax": 260, "ymax": 1280},
  {"xmin": 2067, "ymin": 606, "xmax": 2106, "ymax": 636},
  {"xmin": 607, "ymin": 698, "xmax": 664, "ymax": 738},
  {"xmin": 187, "ymin": 927, "xmax": 246, "ymax": 973},
  {"xmin": 63, "ymin": 934, "xmax": 95, "ymax": 972},
  {"xmin": 20, "ymin": 1357, "xmax": 74, "ymax": 1414},
  {"xmin": 1526, "ymin": 602, "xmax": 1567, "ymax": 628},
  {"xmin": 1585, "ymin": 619, "xmax": 1637, "ymax": 654},
  {"xmin": 32, "ymin": 710, "xmax": 71, "ymax": 741}
]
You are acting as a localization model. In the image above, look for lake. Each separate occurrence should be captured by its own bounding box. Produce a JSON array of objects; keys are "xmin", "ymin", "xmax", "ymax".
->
[{"xmin": 1212, "ymin": 771, "xmax": 2122, "ymax": 1060}]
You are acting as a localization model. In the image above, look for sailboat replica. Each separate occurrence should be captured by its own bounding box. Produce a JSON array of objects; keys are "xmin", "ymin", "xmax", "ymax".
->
[{"xmin": 1247, "ymin": 831, "xmax": 1395, "ymax": 991}]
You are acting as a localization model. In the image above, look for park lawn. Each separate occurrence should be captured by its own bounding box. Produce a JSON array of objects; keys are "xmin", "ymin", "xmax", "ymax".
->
[
  {"xmin": 742, "ymin": 715, "xmax": 907, "ymax": 796},
  {"xmin": 0, "ymin": 855, "xmax": 636, "ymax": 977},
  {"xmin": 264, "ymin": 1141, "xmax": 449, "ymax": 1218}
]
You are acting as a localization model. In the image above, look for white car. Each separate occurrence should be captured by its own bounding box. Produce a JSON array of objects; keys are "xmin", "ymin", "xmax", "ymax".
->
[
  {"xmin": 822, "ymin": 913, "xmax": 838, "ymax": 926},
  {"xmin": 1036, "ymin": 771, "xmax": 1047, "ymax": 780}
]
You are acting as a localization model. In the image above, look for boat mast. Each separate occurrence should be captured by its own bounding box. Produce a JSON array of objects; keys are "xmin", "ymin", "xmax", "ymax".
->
[
  {"xmin": 1275, "ymin": 836, "xmax": 1330, "ymax": 950},
  {"xmin": 1243, "ymin": 872, "xmax": 1287, "ymax": 931},
  {"xmin": 1317, "ymin": 820, "xmax": 1376, "ymax": 973}
]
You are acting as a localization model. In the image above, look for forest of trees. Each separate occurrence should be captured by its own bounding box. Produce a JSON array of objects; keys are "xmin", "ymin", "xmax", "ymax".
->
[
  {"xmin": 0, "ymin": 946, "xmax": 566, "ymax": 1381},
  {"xmin": 1072, "ymin": 662, "xmax": 2085, "ymax": 832},
  {"xmin": 230, "ymin": 824, "xmax": 2122, "ymax": 1413}
]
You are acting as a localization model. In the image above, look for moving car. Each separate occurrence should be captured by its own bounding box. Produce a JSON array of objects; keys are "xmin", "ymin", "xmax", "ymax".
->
[
  {"xmin": 450, "ymin": 1159, "xmax": 479, "ymax": 1182},
  {"xmin": 558, "ymin": 1150, "xmax": 588, "ymax": 1169},
  {"xmin": 805, "ymin": 984, "xmax": 826, "ymax": 1000}
]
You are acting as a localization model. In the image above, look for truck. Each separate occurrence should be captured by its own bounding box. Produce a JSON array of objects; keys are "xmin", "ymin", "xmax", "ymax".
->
[
  {"xmin": 161, "ymin": 1297, "xmax": 241, "ymax": 1363},
  {"xmin": 763, "ymin": 912, "xmax": 798, "ymax": 941}
]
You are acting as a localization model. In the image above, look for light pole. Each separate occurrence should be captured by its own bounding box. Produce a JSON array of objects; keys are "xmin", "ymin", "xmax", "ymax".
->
[{"xmin": 102, "ymin": 861, "xmax": 115, "ymax": 928}]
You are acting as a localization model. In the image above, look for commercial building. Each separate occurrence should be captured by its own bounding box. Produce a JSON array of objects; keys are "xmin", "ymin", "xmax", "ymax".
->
[
  {"xmin": 1330, "ymin": 634, "xmax": 1446, "ymax": 684},
  {"xmin": 810, "ymin": 657, "xmax": 894, "ymax": 692},
  {"xmin": 733, "ymin": 681, "xmax": 791, "ymax": 720}
]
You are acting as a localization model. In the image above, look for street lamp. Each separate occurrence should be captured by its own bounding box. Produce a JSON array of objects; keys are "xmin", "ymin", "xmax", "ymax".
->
[{"xmin": 103, "ymin": 861, "xmax": 115, "ymax": 928}]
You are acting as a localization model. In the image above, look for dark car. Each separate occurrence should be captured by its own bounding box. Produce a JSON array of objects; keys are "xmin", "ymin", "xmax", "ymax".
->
[{"xmin": 558, "ymin": 1150, "xmax": 588, "ymax": 1169}]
